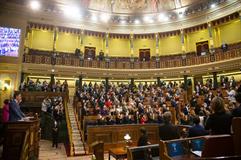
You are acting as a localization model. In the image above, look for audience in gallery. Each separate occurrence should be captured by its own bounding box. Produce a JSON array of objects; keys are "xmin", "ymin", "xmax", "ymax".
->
[
  {"xmin": 19, "ymin": 79, "xmax": 68, "ymax": 92},
  {"xmin": 75, "ymin": 76, "xmax": 241, "ymax": 138}
]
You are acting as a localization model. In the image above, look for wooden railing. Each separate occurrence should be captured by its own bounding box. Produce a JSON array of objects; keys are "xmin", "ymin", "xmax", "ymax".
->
[
  {"xmin": 23, "ymin": 46, "xmax": 241, "ymax": 70},
  {"xmin": 64, "ymin": 100, "xmax": 74, "ymax": 156}
]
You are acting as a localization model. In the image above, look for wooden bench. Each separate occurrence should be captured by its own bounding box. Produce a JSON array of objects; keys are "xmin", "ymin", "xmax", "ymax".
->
[
  {"xmin": 87, "ymin": 124, "xmax": 191, "ymax": 153},
  {"xmin": 127, "ymin": 144, "xmax": 159, "ymax": 160},
  {"xmin": 159, "ymin": 135, "xmax": 234, "ymax": 160}
]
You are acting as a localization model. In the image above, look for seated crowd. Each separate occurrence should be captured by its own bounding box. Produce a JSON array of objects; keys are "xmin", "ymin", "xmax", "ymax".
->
[
  {"xmin": 19, "ymin": 79, "xmax": 68, "ymax": 92},
  {"xmin": 76, "ymin": 77, "xmax": 241, "ymax": 138}
]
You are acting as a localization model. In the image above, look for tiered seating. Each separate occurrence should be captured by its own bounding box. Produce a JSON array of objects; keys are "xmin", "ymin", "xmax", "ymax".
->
[{"xmin": 158, "ymin": 118, "xmax": 241, "ymax": 160}]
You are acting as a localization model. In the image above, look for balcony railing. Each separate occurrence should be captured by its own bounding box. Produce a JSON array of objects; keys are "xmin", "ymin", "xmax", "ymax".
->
[{"xmin": 23, "ymin": 46, "xmax": 241, "ymax": 70}]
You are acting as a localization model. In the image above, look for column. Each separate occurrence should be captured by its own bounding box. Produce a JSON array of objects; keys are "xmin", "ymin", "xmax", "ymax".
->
[
  {"xmin": 50, "ymin": 74, "xmax": 55, "ymax": 86},
  {"xmin": 105, "ymin": 77, "xmax": 109, "ymax": 92},
  {"xmin": 53, "ymin": 27, "xmax": 58, "ymax": 52},
  {"xmin": 239, "ymin": 10, "xmax": 241, "ymax": 21},
  {"xmin": 157, "ymin": 77, "xmax": 161, "ymax": 86},
  {"xmin": 52, "ymin": 27, "xmax": 58, "ymax": 65},
  {"xmin": 130, "ymin": 78, "xmax": 134, "ymax": 91},
  {"xmin": 213, "ymin": 72, "xmax": 218, "ymax": 89},
  {"xmin": 155, "ymin": 33, "xmax": 160, "ymax": 68},
  {"xmin": 208, "ymin": 22, "xmax": 215, "ymax": 62},
  {"xmin": 20, "ymin": 72, "xmax": 25, "ymax": 83},
  {"xmin": 105, "ymin": 32, "xmax": 109, "ymax": 56},
  {"xmin": 78, "ymin": 75, "xmax": 83, "ymax": 91},
  {"xmin": 180, "ymin": 29, "xmax": 186, "ymax": 66},
  {"xmin": 130, "ymin": 33, "xmax": 134, "ymax": 56},
  {"xmin": 183, "ymin": 75, "xmax": 188, "ymax": 91},
  {"xmin": 80, "ymin": 29, "xmax": 84, "ymax": 52}
]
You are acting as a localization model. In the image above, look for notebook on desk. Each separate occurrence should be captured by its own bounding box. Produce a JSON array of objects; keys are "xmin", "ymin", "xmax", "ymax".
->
[
  {"xmin": 191, "ymin": 150, "xmax": 202, "ymax": 157},
  {"xmin": 189, "ymin": 139, "xmax": 204, "ymax": 157}
]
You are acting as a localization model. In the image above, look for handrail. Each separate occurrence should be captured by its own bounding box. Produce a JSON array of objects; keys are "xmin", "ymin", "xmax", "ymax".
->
[
  {"xmin": 64, "ymin": 100, "xmax": 74, "ymax": 156},
  {"xmin": 23, "ymin": 47, "xmax": 241, "ymax": 70},
  {"xmin": 74, "ymin": 102, "xmax": 86, "ymax": 154}
]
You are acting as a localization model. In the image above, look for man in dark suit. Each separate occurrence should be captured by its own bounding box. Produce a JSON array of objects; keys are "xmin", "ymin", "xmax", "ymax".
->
[
  {"xmin": 232, "ymin": 92, "xmax": 241, "ymax": 117},
  {"xmin": 52, "ymin": 120, "xmax": 59, "ymax": 148},
  {"xmin": 188, "ymin": 116, "xmax": 209, "ymax": 137},
  {"xmin": 159, "ymin": 111, "xmax": 180, "ymax": 140},
  {"xmin": 9, "ymin": 91, "xmax": 25, "ymax": 122}
]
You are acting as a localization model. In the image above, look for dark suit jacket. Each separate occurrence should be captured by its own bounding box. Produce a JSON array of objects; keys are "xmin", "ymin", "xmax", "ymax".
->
[
  {"xmin": 188, "ymin": 124, "xmax": 209, "ymax": 137},
  {"xmin": 9, "ymin": 100, "xmax": 25, "ymax": 122},
  {"xmin": 205, "ymin": 112, "xmax": 232, "ymax": 135},
  {"xmin": 232, "ymin": 105, "xmax": 241, "ymax": 117},
  {"xmin": 159, "ymin": 123, "xmax": 180, "ymax": 140},
  {"xmin": 137, "ymin": 135, "xmax": 148, "ymax": 146}
]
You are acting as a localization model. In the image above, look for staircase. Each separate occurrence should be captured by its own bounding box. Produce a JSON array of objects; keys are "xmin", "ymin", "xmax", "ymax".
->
[{"xmin": 66, "ymin": 98, "xmax": 85, "ymax": 156}]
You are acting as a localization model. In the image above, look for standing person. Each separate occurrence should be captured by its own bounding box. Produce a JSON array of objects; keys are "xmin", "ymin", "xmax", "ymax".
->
[
  {"xmin": 9, "ymin": 91, "xmax": 25, "ymax": 122},
  {"xmin": 159, "ymin": 111, "xmax": 180, "ymax": 140},
  {"xmin": 2, "ymin": 99, "xmax": 10, "ymax": 122},
  {"xmin": 205, "ymin": 96, "xmax": 232, "ymax": 135},
  {"xmin": 232, "ymin": 92, "xmax": 241, "ymax": 117},
  {"xmin": 52, "ymin": 120, "xmax": 59, "ymax": 148},
  {"xmin": 137, "ymin": 127, "xmax": 149, "ymax": 146}
]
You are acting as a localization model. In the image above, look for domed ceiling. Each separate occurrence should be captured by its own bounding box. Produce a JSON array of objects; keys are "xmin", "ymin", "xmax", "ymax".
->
[
  {"xmin": 81, "ymin": 0, "xmax": 201, "ymax": 14},
  {"xmin": 1, "ymin": 0, "xmax": 240, "ymax": 33}
]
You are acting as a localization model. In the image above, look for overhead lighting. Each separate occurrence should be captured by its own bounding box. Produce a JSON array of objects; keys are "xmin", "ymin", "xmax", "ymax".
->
[
  {"xmin": 134, "ymin": 19, "xmax": 140, "ymax": 24},
  {"xmin": 158, "ymin": 13, "xmax": 169, "ymax": 21},
  {"xmin": 211, "ymin": 3, "xmax": 216, "ymax": 8},
  {"xmin": 143, "ymin": 16, "xmax": 154, "ymax": 23},
  {"xmin": 30, "ymin": 1, "xmax": 41, "ymax": 10},
  {"xmin": 143, "ymin": 16, "xmax": 150, "ymax": 22},
  {"xmin": 100, "ymin": 13, "xmax": 111, "ymax": 23},
  {"xmin": 178, "ymin": 12, "xmax": 184, "ymax": 18},
  {"xmin": 120, "ymin": 20, "xmax": 126, "ymax": 24},
  {"xmin": 63, "ymin": 6, "xmax": 82, "ymax": 19},
  {"xmin": 91, "ymin": 14, "xmax": 98, "ymax": 22}
]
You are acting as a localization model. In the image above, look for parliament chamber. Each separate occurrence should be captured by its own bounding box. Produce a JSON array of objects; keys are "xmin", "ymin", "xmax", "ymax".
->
[{"xmin": 0, "ymin": 0, "xmax": 241, "ymax": 160}]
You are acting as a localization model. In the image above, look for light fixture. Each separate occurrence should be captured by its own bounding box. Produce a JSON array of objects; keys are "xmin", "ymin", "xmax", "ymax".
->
[
  {"xmin": 178, "ymin": 12, "xmax": 184, "ymax": 18},
  {"xmin": 91, "ymin": 14, "xmax": 98, "ymax": 22},
  {"xmin": 158, "ymin": 14, "xmax": 169, "ymax": 21},
  {"xmin": 63, "ymin": 6, "xmax": 82, "ymax": 19},
  {"xmin": 100, "ymin": 13, "xmax": 111, "ymax": 23},
  {"xmin": 120, "ymin": 20, "xmax": 126, "ymax": 24},
  {"xmin": 134, "ymin": 19, "xmax": 140, "ymax": 24},
  {"xmin": 143, "ymin": 16, "xmax": 151, "ymax": 23},
  {"xmin": 51, "ymin": 69, "xmax": 55, "ymax": 73},
  {"xmin": 30, "ymin": 1, "xmax": 41, "ymax": 10},
  {"xmin": 211, "ymin": 3, "xmax": 216, "ymax": 9},
  {"xmin": 124, "ymin": 133, "xmax": 131, "ymax": 149}
]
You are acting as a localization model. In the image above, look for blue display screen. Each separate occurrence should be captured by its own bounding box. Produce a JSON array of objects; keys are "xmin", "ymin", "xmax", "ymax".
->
[{"xmin": 0, "ymin": 27, "xmax": 21, "ymax": 57}]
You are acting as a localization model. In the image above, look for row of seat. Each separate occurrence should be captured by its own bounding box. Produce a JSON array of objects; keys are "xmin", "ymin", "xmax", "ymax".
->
[{"xmin": 126, "ymin": 118, "xmax": 241, "ymax": 160}]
